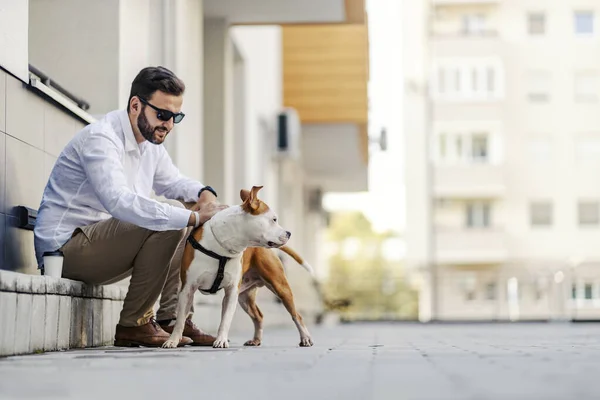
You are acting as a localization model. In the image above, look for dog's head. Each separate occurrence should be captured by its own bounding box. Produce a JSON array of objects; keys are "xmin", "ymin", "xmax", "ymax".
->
[{"xmin": 239, "ymin": 186, "xmax": 290, "ymax": 248}]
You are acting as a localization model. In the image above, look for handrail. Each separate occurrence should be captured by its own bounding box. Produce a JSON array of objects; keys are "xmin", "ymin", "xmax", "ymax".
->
[{"xmin": 28, "ymin": 64, "xmax": 91, "ymax": 111}]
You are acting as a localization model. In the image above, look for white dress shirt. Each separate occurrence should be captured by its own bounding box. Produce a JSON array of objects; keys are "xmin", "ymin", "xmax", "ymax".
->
[{"xmin": 34, "ymin": 109, "xmax": 203, "ymax": 266}]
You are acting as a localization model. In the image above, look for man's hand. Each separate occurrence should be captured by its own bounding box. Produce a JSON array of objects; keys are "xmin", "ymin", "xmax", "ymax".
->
[
  {"xmin": 187, "ymin": 201, "xmax": 228, "ymax": 227},
  {"xmin": 196, "ymin": 202, "xmax": 228, "ymax": 225},
  {"xmin": 190, "ymin": 190, "xmax": 218, "ymax": 212}
]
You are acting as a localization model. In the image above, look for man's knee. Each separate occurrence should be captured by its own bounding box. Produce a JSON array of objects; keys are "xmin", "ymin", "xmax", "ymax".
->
[{"xmin": 154, "ymin": 226, "xmax": 188, "ymax": 244}]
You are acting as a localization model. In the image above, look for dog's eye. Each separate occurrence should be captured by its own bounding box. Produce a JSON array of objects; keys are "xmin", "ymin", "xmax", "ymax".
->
[{"xmin": 272, "ymin": 217, "xmax": 278, "ymax": 223}]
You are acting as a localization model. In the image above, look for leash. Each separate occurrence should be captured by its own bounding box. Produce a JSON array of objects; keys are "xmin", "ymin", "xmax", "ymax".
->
[{"xmin": 187, "ymin": 235, "xmax": 231, "ymax": 294}]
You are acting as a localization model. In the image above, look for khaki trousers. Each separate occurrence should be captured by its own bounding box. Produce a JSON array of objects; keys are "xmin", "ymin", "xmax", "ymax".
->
[{"xmin": 60, "ymin": 201, "xmax": 192, "ymax": 327}]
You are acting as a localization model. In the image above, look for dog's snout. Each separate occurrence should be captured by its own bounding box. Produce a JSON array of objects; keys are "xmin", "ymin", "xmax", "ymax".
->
[{"xmin": 286, "ymin": 231, "xmax": 291, "ymax": 239}]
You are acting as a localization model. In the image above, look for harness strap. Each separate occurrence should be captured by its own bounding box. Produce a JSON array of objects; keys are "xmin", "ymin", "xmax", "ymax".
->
[{"xmin": 187, "ymin": 235, "xmax": 231, "ymax": 294}]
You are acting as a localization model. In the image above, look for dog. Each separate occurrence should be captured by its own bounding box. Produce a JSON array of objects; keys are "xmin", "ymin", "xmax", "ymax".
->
[{"xmin": 162, "ymin": 186, "xmax": 314, "ymax": 348}]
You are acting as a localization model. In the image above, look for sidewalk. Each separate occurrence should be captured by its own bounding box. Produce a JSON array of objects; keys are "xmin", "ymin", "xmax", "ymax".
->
[{"xmin": 2, "ymin": 322, "xmax": 600, "ymax": 400}]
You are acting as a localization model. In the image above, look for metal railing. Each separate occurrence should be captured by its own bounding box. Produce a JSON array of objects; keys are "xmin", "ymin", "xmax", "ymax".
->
[{"xmin": 28, "ymin": 64, "xmax": 91, "ymax": 111}]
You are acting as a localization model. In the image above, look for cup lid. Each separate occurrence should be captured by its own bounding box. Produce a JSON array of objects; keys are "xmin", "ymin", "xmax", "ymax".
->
[{"xmin": 43, "ymin": 250, "xmax": 64, "ymax": 257}]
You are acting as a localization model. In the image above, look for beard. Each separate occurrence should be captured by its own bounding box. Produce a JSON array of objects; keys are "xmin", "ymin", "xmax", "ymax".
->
[{"xmin": 138, "ymin": 107, "xmax": 169, "ymax": 145}]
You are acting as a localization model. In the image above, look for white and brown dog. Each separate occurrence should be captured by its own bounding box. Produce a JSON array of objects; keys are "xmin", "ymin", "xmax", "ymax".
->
[{"xmin": 162, "ymin": 186, "xmax": 314, "ymax": 348}]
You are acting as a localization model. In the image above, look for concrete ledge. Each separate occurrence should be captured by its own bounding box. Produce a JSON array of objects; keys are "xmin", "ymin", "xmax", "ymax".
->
[
  {"xmin": 0, "ymin": 270, "xmax": 322, "ymax": 357},
  {"xmin": 0, "ymin": 270, "xmax": 127, "ymax": 299},
  {"xmin": 0, "ymin": 270, "xmax": 125, "ymax": 357}
]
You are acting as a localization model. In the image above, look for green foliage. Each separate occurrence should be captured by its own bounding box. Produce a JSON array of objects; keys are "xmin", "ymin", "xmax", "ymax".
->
[{"xmin": 324, "ymin": 211, "xmax": 418, "ymax": 320}]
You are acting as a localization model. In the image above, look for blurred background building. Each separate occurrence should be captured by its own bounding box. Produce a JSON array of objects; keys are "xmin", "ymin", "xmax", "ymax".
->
[{"xmin": 403, "ymin": 0, "xmax": 600, "ymax": 322}]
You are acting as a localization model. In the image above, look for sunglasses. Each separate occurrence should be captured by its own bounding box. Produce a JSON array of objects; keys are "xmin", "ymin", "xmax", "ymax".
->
[{"xmin": 139, "ymin": 98, "xmax": 185, "ymax": 124}]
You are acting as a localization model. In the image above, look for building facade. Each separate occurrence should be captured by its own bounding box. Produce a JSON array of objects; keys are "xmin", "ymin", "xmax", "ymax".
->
[{"xmin": 403, "ymin": 0, "xmax": 600, "ymax": 321}]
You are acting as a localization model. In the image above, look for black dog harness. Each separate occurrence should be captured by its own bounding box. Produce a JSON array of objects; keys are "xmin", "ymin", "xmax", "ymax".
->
[{"xmin": 187, "ymin": 235, "xmax": 231, "ymax": 294}]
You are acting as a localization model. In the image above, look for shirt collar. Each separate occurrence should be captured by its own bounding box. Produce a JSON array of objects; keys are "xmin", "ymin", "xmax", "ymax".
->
[{"xmin": 118, "ymin": 110, "xmax": 140, "ymax": 153}]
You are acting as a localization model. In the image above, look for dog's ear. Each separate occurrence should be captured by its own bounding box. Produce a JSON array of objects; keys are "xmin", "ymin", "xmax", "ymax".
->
[
  {"xmin": 250, "ymin": 186, "xmax": 263, "ymax": 199},
  {"xmin": 241, "ymin": 186, "xmax": 264, "ymax": 213}
]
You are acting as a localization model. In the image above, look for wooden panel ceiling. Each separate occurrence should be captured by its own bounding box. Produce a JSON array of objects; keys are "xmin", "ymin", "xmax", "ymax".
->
[{"xmin": 282, "ymin": 23, "xmax": 369, "ymax": 125}]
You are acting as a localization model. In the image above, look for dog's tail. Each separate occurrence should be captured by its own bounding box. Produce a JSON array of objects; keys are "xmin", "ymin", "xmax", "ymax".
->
[{"xmin": 278, "ymin": 246, "xmax": 314, "ymax": 276}]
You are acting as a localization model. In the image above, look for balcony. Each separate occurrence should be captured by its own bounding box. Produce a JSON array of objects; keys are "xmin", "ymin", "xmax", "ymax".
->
[
  {"xmin": 434, "ymin": 164, "xmax": 505, "ymax": 198},
  {"xmin": 434, "ymin": 228, "xmax": 507, "ymax": 265},
  {"xmin": 431, "ymin": 31, "xmax": 502, "ymax": 58}
]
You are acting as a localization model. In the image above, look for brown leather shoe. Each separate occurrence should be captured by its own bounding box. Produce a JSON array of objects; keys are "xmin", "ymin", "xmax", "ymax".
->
[
  {"xmin": 160, "ymin": 319, "xmax": 217, "ymax": 346},
  {"xmin": 114, "ymin": 319, "xmax": 193, "ymax": 347}
]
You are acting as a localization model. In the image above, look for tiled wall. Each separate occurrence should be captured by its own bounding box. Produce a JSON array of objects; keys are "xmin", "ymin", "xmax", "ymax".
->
[{"xmin": 0, "ymin": 68, "xmax": 86, "ymax": 274}]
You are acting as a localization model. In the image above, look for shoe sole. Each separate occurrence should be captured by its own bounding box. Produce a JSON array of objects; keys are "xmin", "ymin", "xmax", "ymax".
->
[{"xmin": 114, "ymin": 339, "xmax": 190, "ymax": 348}]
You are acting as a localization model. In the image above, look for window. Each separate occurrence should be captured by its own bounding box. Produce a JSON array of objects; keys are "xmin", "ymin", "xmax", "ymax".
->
[
  {"xmin": 486, "ymin": 68, "xmax": 495, "ymax": 92},
  {"xmin": 572, "ymin": 283, "xmax": 578, "ymax": 299},
  {"xmin": 471, "ymin": 68, "xmax": 479, "ymax": 92},
  {"xmin": 452, "ymin": 68, "xmax": 462, "ymax": 93},
  {"xmin": 485, "ymin": 282, "xmax": 497, "ymax": 300},
  {"xmin": 574, "ymin": 11, "xmax": 594, "ymax": 35},
  {"xmin": 460, "ymin": 274, "xmax": 477, "ymax": 301},
  {"xmin": 471, "ymin": 133, "xmax": 489, "ymax": 163},
  {"xmin": 433, "ymin": 59, "xmax": 502, "ymax": 100},
  {"xmin": 436, "ymin": 131, "xmax": 496, "ymax": 164},
  {"xmin": 439, "ymin": 135, "xmax": 447, "ymax": 159},
  {"xmin": 584, "ymin": 283, "xmax": 594, "ymax": 300},
  {"xmin": 578, "ymin": 201, "xmax": 599, "ymax": 225},
  {"xmin": 530, "ymin": 202, "xmax": 553, "ymax": 226},
  {"xmin": 466, "ymin": 202, "xmax": 491, "ymax": 228},
  {"xmin": 528, "ymin": 12, "xmax": 546, "ymax": 35},
  {"xmin": 438, "ymin": 70, "xmax": 447, "ymax": 94},
  {"xmin": 527, "ymin": 71, "xmax": 551, "ymax": 102},
  {"xmin": 574, "ymin": 72, "xmax": 599, "ymax": 102},
  {"xmin": 535, "ymin": 277, "xmax": 547, "ymax": 301},
  {"xmin": 456, "ymin": 136, "xmax": 463, "ymax": 159},
  {"xmin": 463, "ymin": 14, "xmax": 486, "ymax": 35}
]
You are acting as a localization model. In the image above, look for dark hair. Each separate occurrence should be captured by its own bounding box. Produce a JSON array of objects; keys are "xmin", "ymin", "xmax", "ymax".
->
[{"xmin": 127, "ymin": 66, "xmax": 185, "ymax": 112}]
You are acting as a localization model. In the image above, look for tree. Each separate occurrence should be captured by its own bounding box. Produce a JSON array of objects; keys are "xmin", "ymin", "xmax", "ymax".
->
[{"xmin": 324, "ymin": 211, "xmax": 418, "ymax": 321}]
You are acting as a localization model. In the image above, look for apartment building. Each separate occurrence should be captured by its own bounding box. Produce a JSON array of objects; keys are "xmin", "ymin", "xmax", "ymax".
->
[{"xmin": 403, "ymin": 0, "xmax": 600, "ymax": 321}]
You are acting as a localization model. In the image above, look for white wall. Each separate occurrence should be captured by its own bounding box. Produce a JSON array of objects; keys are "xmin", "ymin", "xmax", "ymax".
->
[
  {"xmin": 232, "ymin": 44, "xmax": 248, "ymax": 199},
  {"xmin": 29, "ymin": 0, "xmax": 120, "ymax": 115},
  {"xmin": 0, "ymin": 0, "xmax": 29, "ymax": 82},
  {"xmin": 168, "ymin": 0, "xmax": 204, "ymax": 181},
  {"xmin": 402, "ymin": 0, "xmax": 431, "ymax": 272},
  {"xmin": 230, "ymin": 26, "xmax": 282, "ymax": 209},
  {"xmin": 30, "ymin": 0, "xmax": 204, "ymax": 180},
  {"xmin": 203, "ymin": 18, "xmax": 235, "ymax": 203}
]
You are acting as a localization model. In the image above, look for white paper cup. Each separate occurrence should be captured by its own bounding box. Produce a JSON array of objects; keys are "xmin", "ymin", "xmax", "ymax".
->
[{"xmin": 43, "ymin": 250, "xmax": 64, "ymax": 278}]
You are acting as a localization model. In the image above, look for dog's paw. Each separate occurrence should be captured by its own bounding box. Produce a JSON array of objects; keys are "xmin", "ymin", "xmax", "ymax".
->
[
  {"xmin": 162, "ymin": 338, "xmax": 179, "ymax": 349},
  {"xmin": 213, "ymin": 337, "xmax": 229, "ymax": 348},
  {"xmin": 244, "ymin": 339, "xmax": 261, "ymax": 346},
  {"xmin": 299, "ymin": 337, "xmax": 314, "ymax": 347}
]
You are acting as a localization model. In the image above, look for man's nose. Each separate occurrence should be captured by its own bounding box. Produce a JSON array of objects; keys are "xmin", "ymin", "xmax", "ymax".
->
[{"xmin": 163, "ymin": 119, "xmax": 174, "ymax": 131}]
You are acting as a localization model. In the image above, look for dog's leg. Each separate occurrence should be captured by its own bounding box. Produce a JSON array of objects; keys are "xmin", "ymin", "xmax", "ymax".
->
[
  {"xmin": 213, "ymin": 283, "xmax": 239, "ymax": 348},
  {"xmin": 238, "ymin": 287, "xmax": 264, "ymax": 346},
  {"xmin": 264, "ymin": 275, "xmax": 313, "ymax": 347},
  {"xmin": 162, "ymin": 282, "xmax": 196, "ymax": 348}
]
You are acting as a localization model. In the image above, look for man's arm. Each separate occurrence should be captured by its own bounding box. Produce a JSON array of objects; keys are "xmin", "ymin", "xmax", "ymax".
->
[
  {"xmin": 81, "ymin": 132, "xmax": 196, "ymax": 229},
  {"xmin": 153, "ymin": 147, "xmax": 203, "ymax": 203}
]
